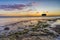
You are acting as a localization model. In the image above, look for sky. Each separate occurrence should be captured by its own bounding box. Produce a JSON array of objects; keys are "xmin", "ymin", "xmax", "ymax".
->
[{"xmin": 0, "ymin": 0, "xmax": 60, "ymax": 16}]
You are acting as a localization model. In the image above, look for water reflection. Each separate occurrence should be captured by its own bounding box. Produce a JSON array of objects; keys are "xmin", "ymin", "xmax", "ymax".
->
[{"xmin": 0, "ymin": 17, "xmax": 60, "ymax": 40}]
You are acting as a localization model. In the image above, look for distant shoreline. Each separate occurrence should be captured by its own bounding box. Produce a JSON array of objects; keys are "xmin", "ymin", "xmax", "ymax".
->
[
  {"xmin": 0, "ymin": 16, "xmax": 60, "ymax": 17},
  {"xmin": 0, "ymin": 16, "xmax": 60, "ymax": 19}
]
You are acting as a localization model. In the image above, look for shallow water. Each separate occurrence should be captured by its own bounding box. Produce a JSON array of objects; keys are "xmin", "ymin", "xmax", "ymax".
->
[
  {"xmin": 0, "ymin": 17, "xmax": 60, "ymax": 40},
  {"xmin": 55, "ymin": 36, "xmax": 60, "ymax": 40},
  {"xmin": 0, "ymin": 17, "xmax": 60, "ymax": 26}
]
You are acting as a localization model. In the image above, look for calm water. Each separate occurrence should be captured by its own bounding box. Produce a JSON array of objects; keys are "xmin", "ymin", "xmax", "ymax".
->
[
  {"xmin": 0, "ymin": 17, "xmax": 60, "ymax": 26},
  {"xmin": 0, "ymin": 17, "xmax": 60, "ymax": 40}
]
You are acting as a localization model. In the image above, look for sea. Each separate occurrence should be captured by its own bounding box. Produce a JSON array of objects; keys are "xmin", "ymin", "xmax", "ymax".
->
[
  {"xmin": 0, "ymin": 16, "xmax": 60, "ymax": 26},
  {"xmin": 0, "ymin": 16, "xmax": 60, "ymax": 40}
]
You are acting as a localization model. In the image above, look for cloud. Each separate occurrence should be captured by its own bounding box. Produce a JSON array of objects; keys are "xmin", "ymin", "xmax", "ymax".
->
[
  {"xmin": 0, "ymin": 2, "xmax": 37, "ymax": 11},
  {"xmin": 0, "ymin": 4, "xmax": 27, "ymax": 10}
]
